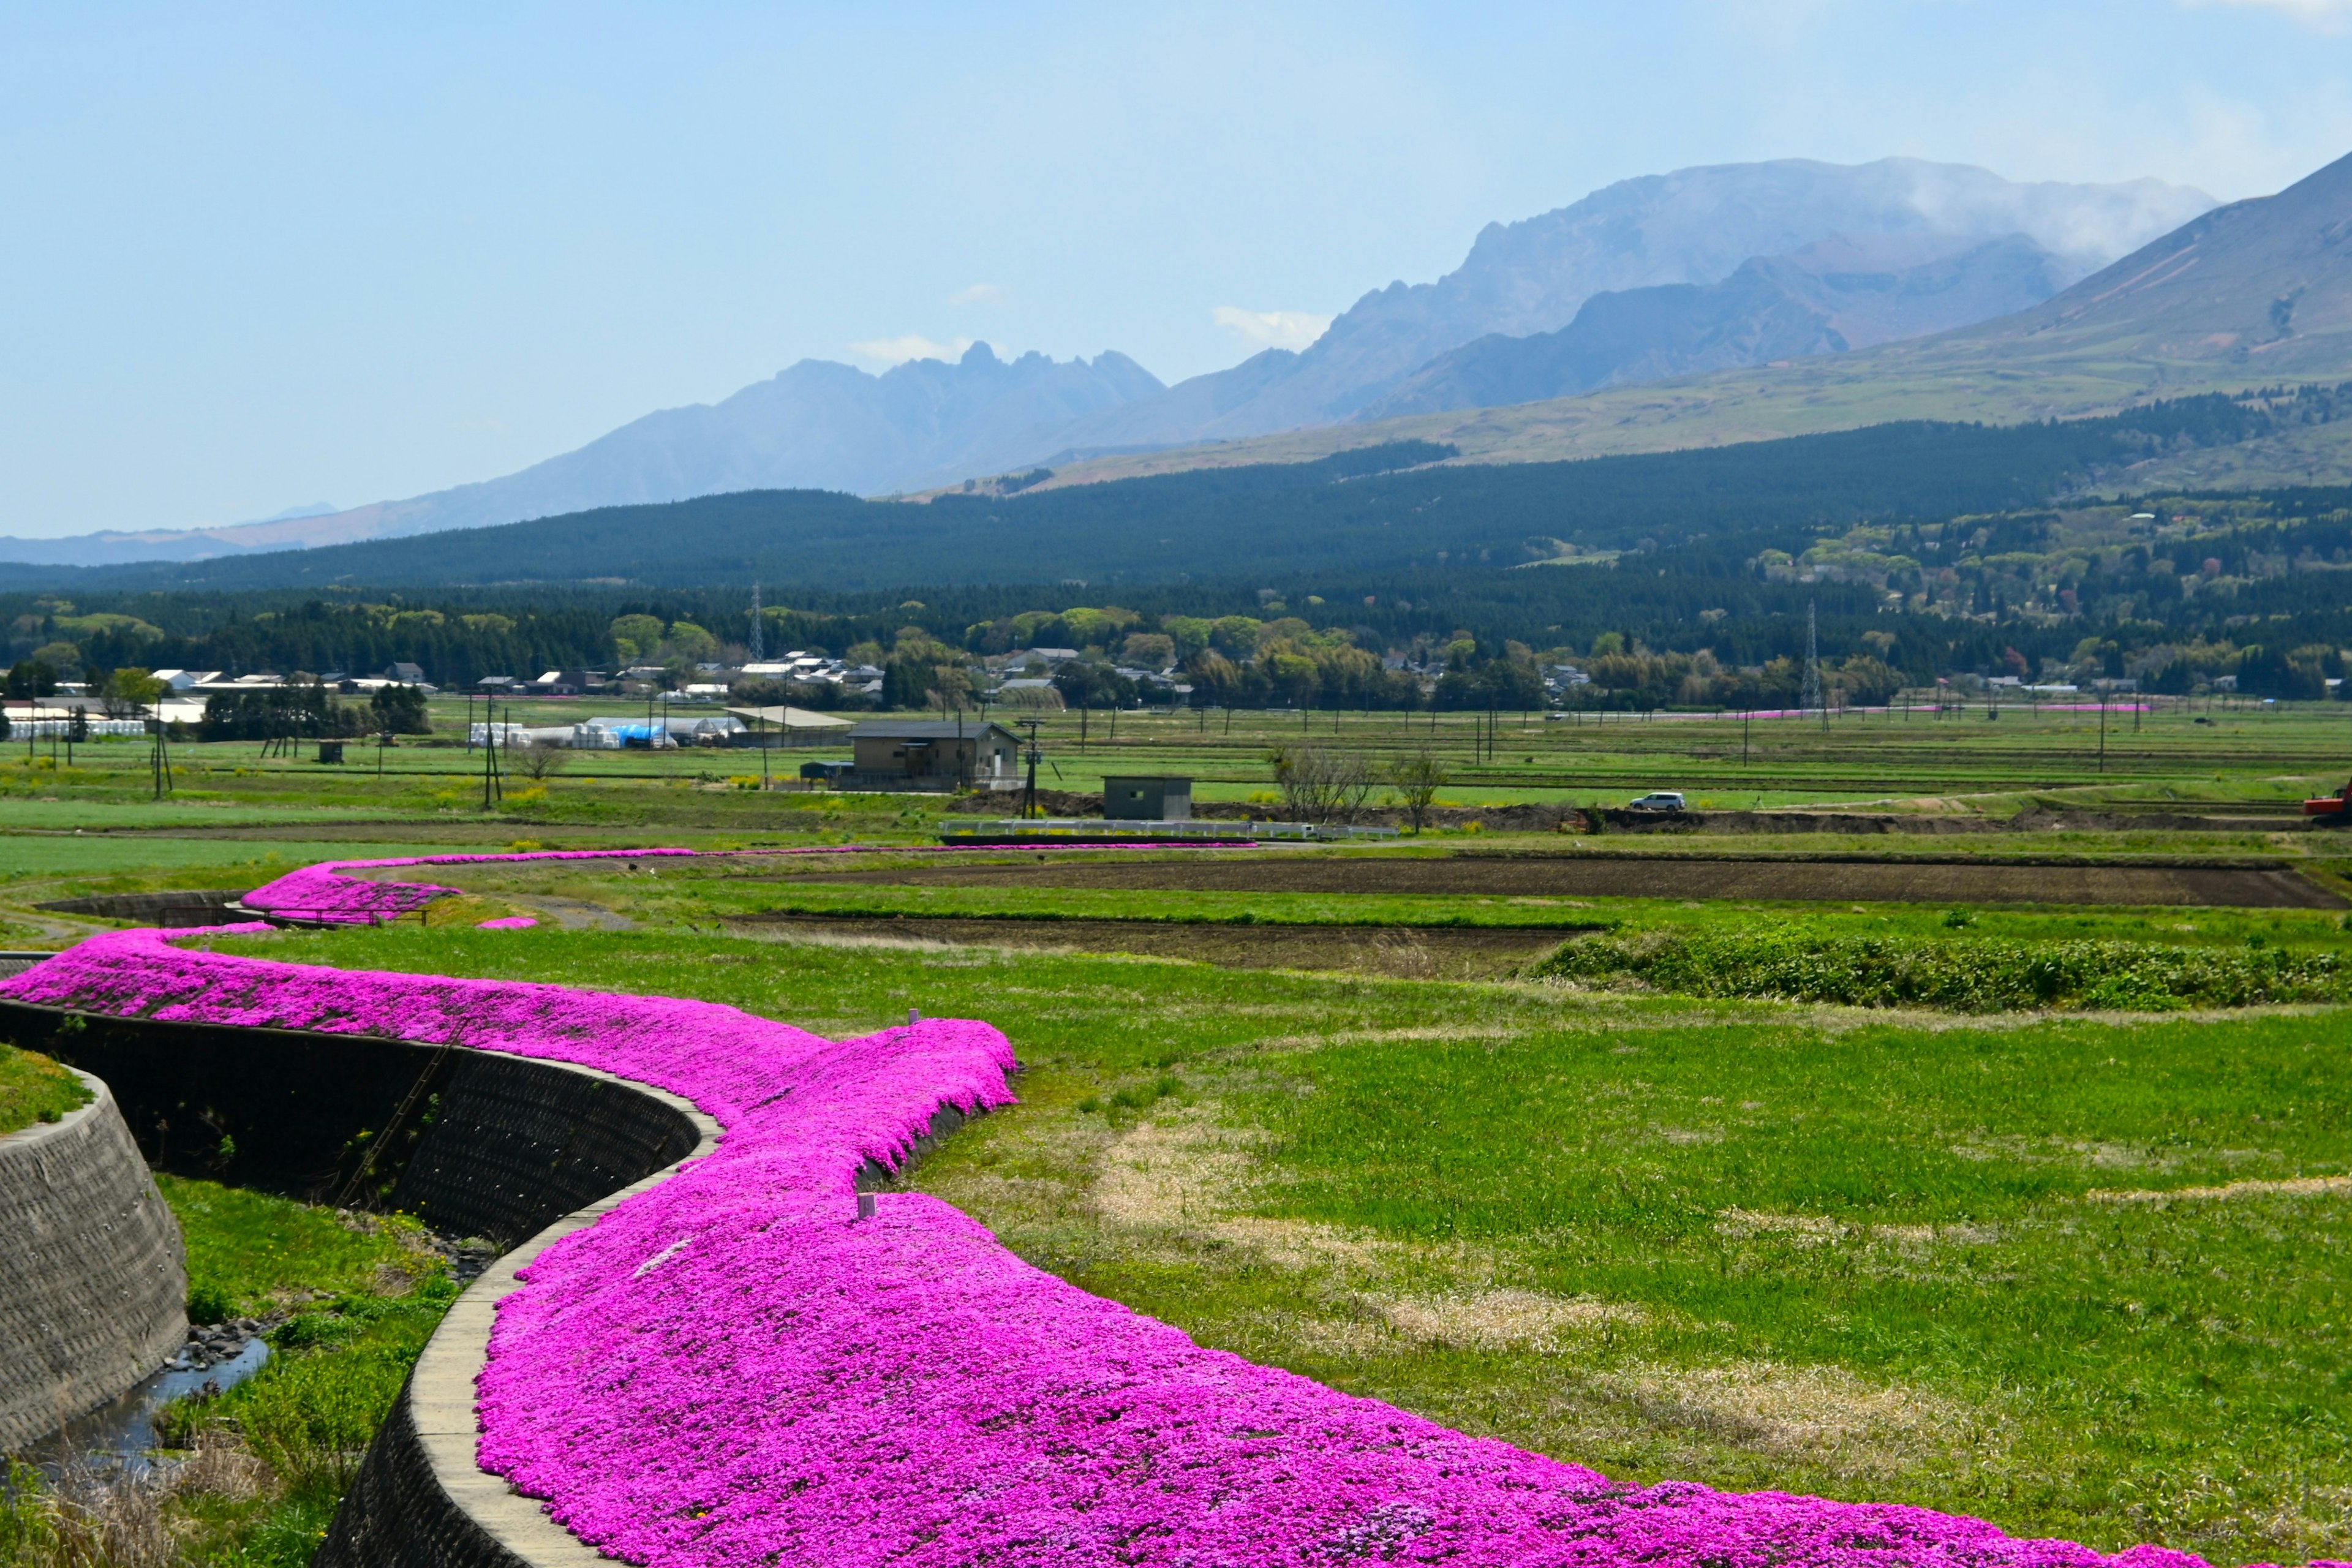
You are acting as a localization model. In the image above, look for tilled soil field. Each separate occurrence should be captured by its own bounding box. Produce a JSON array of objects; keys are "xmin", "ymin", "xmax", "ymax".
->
[
  {"xmin": 772, "ymin": 853, "xmax": 2345, "ymax": 908},
  {"xmin": 730, "ymin": 913, "xmax": 1567, "ymax": 978}
]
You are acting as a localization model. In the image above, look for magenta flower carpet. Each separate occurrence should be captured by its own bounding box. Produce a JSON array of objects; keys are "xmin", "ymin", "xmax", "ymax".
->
[
  {"xmin": 0, "ymin": 853, "xmax": 2308, "ymax": 1567},
  {"xmin": 235, "ymin": 846, "xmax": 701, "ymax": 924}
]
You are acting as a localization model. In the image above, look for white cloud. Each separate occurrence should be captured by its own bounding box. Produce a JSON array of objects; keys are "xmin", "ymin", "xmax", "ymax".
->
[
  {"xmin": 1212, "ymin": 306, "xmax": 1333, "ymax": 352},
  {"xmin": 948, "ymin": 282, "xmax": 1008, "ymax": 306},
  {"xmin": 847, "ymin": 333, "xmax": 974, "ymax": 366},
  {"xmin": 2182, "ymin": 0, "xmax": 2352, "ymax": 29}
]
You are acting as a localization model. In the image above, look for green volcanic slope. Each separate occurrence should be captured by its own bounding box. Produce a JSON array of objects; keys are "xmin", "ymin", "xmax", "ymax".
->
[{"xmin": 1031, "ymin": 149, "xmax": 2352, "ymax": 492}]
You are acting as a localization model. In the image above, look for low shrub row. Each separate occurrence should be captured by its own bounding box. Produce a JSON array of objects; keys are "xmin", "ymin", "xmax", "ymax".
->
[{"xmin": 1535, "ymin": 928, "xmax": 2352, "ymax": 1011}]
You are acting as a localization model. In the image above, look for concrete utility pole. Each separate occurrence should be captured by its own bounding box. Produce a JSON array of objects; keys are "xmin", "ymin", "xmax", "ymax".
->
[
  {"xmin": 748, "ymin": 582, "xmax": 764, "ymax": 663},
  {"xmin": 150, "ymin": 715, "xmax": 172, "ymax": 799},
  {"xmin": 1017, "ymin": 717, "xmax": 1046, "ymax": 819},
  {"xmin": 1801, "ymin": 601, "xmax": 1824, "ymax": 732},
  {"xmin": 482, "ymin": 712, "xmax": 497, "ymax": 809}
]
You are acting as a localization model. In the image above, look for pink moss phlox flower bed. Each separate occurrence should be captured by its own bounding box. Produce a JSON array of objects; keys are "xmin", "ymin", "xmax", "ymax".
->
[
  {"xmin": 2, "ymin": 914, "xmax": 2315, "ymax": 1567},
  {"xmin": 475, "ymin": 915, "xmax": 539, "ymax": 929},
  {"xmin": 237, "ymin": 847, "xmax": 702, "ymax": 925}
]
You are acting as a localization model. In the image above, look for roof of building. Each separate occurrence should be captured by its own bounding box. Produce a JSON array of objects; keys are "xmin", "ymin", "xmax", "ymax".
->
[
  {"xmin": 728, "ymin": 706, "xmax": 854, "ymax": 729},
  {"xmin": 850, "ymin": 719, "xmax": 1017, "ymax": 741}
]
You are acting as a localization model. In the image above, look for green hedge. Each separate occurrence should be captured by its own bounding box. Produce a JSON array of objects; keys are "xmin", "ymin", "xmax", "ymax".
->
[{"xmin": 1531, "ymin": 929, "xmax": 2352, "ymax": 1012}]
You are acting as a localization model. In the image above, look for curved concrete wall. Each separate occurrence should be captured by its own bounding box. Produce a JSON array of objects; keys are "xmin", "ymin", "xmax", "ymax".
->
[
  {"xmin": 0, "ymin": 999, "xmax": 712, "ymax": 1566},
  {"xmin": 318, "ymin": 1063, "xmax": 718, "ymax": 1568},
  {"xmin": 3, "ymin": 998, "xmax": 963, "ymax": 1566},
  {"xmin": 0, "ymin": 1003, "xmax": 702, "ymax": 1248},
  {"xmin": 0, "ymin": 1069, "xmax": 188, "ymax": 1455}
]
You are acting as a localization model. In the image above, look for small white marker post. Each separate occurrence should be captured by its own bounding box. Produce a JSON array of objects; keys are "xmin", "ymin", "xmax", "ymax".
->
[
  {"xmin": 856, "ymin": 1193, "xmax": 877, "ymax": 1221},
  {"xmin": 908, "ymin": 1008, "xmax": 920, "ymax": 1026}
]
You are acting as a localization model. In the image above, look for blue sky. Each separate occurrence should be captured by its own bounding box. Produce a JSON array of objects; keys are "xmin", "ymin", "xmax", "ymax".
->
[{"xmin": 4, "ymin": 0, "xmax": 2351, "ymax": 538}]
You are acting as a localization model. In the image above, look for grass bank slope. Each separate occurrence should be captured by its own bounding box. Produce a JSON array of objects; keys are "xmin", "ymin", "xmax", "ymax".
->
[{"xmin": 0, "ymin": 1044, "xmax": 90, "ymax": 1136}]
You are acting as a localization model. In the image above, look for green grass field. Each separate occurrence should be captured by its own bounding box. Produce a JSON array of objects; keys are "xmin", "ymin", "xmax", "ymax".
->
[
  {"xmin": 162, "ymin": 1175, "xmax": 445, "ymax": 1323},
  {"xmin": 421, "ymin": 855, "xmax": 2352, "ymax": 938},
  {"xmin": 190, "ymin": 922, "xmax": 2352, "ymax": 1566},
  {"xmin": 12, "ymin": 697, "xmax": 2352, "ymax": 1566},
  {"xmin": 5, "ymin": 690, "xmax": 2348, "ymax": 827}
]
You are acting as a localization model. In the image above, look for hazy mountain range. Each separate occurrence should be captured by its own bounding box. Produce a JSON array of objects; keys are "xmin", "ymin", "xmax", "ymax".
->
[
  {"xmin": 1359, "ymin": 231, "xmax": 2074, "ymax": 419},
  {"xmin": 1038, "ymin": 146, "xmax": 2352, "ymax": 494},
  {"xmin": 1030, "ymin": 159, "xmax": 2207, "ymax": 455},
  {"xmin": 0, "ymin": 156, "xmax": 2220, "ymax": 567}
]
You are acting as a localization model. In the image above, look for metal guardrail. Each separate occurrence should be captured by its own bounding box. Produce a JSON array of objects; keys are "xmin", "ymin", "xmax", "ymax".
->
[
  {"xmin": 0, "ymin": 951, "xmax": 56, "ymax": 981},
  {"xmin": 224, "ymin": 899, "xmax": 442, "ymax": 929}
]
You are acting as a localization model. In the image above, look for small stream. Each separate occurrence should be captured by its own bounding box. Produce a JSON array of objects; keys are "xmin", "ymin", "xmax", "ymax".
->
[{"xmin": 28, "ymin": 1327, "xmax": 271, "ymax": 1476}]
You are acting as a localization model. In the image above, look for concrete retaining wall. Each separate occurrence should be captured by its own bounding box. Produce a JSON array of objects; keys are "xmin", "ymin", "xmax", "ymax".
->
[
  {"xmin": 0, "ymin": 999, "xmax": 711, "ymax": 1566},
  {"xmin": 0, "ymin": 1005, "xmax": 701, "ymax": 1245},
  {"xmin": 4, "ymin": 998, "xmax": 965, "ymax": 1566},
  {"xmin": 0, "ymin": 1069, "xmax": 187, "ymax": 1455},
  {"xmin": 32, "ymin": 891, "xmax": 250, "ymax": 927},
  {"xmin": 318, "ymin": 1063, "xmax": 718, "ymax": 1568}
]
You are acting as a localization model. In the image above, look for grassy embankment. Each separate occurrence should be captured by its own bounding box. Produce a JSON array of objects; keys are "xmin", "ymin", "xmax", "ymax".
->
[
  {"xmin": 197, "ymin": 921, "xmax": 2352, "ymax": 1567},
  {"xmin": 0, "ymin": 1044, "xmax": 91, "ymax": 1136},
  {"xmin": 1, "ymin": 1178, "xmax": 454, "ymax": 1568}
]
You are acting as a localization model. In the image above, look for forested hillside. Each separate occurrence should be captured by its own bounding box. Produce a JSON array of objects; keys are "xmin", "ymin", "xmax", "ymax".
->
[
  {"xmin": 7, "ymin": 393, "xmax": 2328, "ymax": 595},
  {"xmin": 13, "ymin": 474, "xmax": 2352, "ymax": 709}
]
